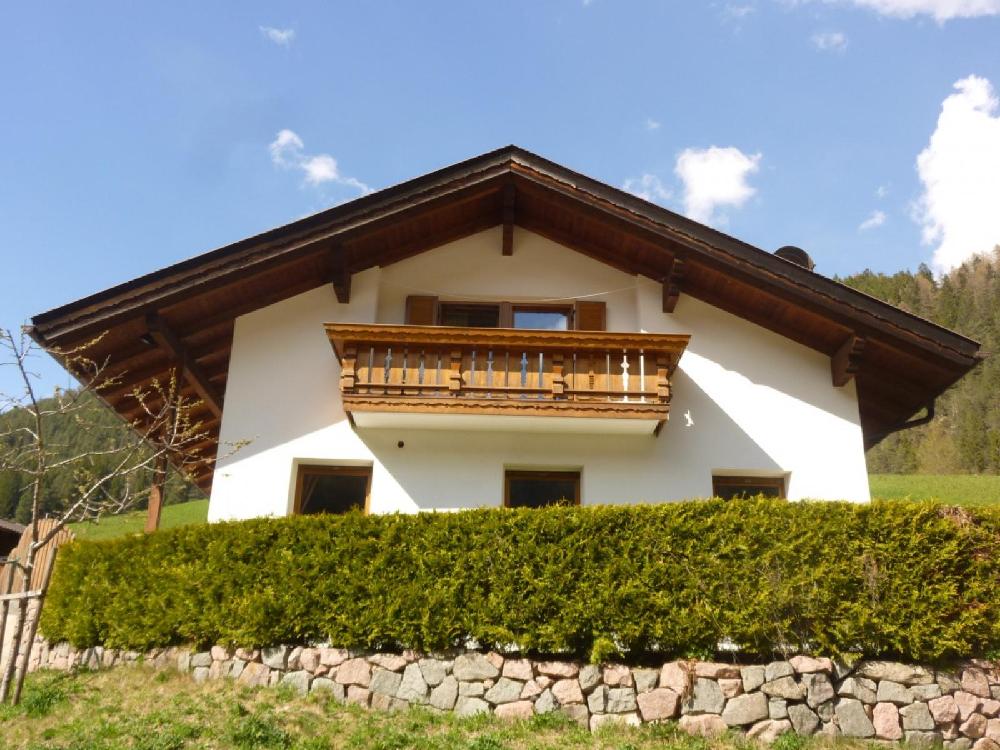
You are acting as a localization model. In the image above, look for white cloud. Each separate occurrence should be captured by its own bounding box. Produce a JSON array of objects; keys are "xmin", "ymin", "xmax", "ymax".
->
[
  {"xmin": 859, "ymin": 210, "xmax": 887, "ymax": 231},
  {"xmin": 260, "ymin": 26, "xmax": 295, "ymax": 45},
  {"xmin": 812, "ymin": 31, "xmax": 848, "ymax": 51},
  {"xmin": 723, "ymin": 3, "xmax": 757, "ymax": 18},
  {"xmin": 796, "ymin": 0, "xmax": 1000, "ymax": 21},
  {"xmin": 622, "ymin": 174, "xmax": 672, "ymax": 204},
  {"xmin": 268, "ymin": 129, "xmax": 372, "ymax": 194},
  {"xmin": 269, "ymin": 129, "xmax": 304, "ymax": 167},
  {"xmin": 645, "ymin": 118, "xmax": 662, "ymax": 131},
  {"xmin": 915, "ymin": 75, "xmax": 1000, "ymax": 272},
  {"xmin": 876, "ymin": 184, "xmax": 889, "ymax": 198},
  {"xmin": 674, "ymin": 146, "xmax": 762, "ymax": 224}
]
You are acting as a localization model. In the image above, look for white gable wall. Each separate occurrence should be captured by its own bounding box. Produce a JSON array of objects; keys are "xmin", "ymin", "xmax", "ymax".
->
[{"xmin": 209, "ymin": 228, "xmax": 869, "ymax": 521}]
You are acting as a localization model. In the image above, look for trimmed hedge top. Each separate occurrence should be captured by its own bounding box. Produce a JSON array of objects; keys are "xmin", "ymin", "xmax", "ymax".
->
[{"xmin": 41, "ymin": 499, "xmax": 1000, "ymax": 662}]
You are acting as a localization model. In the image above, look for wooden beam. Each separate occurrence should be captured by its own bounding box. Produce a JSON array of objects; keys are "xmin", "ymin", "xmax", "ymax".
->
[
  {"xmin": 144, "ymin": 453, "xmax": 168, "ymax": 533},
  {"xmin": 832, "ymin": 334, "xmax": 866, "ymax": 387},
  {"xmin": 332, "ymin": 264, "xmax": 351, "ymax": 304},
  {"xmin": 662, "ymin": 257, "xmax": 686, "ymax": 313},
  {"xmin": 146, "ymin": 314, "xmax": 223, "ymax": 418},
  {"xmin": 502, "ymin": 182, "xmax": 515, "ymax": 256}
]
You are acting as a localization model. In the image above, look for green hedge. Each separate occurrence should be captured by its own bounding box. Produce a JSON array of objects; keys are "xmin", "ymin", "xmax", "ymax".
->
[{"xmin": 40, "ymin": 499, "xmax": 1000, "ymax": 662}]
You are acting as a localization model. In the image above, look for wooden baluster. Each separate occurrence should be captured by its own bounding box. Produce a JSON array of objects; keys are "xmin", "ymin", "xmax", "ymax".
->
[
  {"xmin": 406, "ymin": 347, "xmax": 423, "ymax": 396},
  {"xmin": 620, "ymin": 350, "xmax": 630, "ymax": 402},
  {"xmin": 340, "ymin": 344, "xmax": 357, "ymax": 394},
  {"xmin": 584, "ymin": 352, "xmax": 597, "ymax": 400},
  {"xmin": 532, "ymin": 352, "xmax": 551, "ymax": 398},
  {"xmin": 638, "ymin": 350, "xmax": 646, "ymax": 403},
  {"xmin": 602, "ymin": 352, "xmax": 611, "ymax": 401},
  {"xmin": 371, "ymin": 347, "xmax": 387, "ymax": 395},
  {"xmin": 449, "ymin": 349, "xmax": 463, "ymax": 394},
  {"xmin": 656, "ymin": 354, "xmax": 671, "ymax": 403},
  {"xmin": 503, "ymin": 350, "xmax": 510, "ymax": 399},
  {"xmin": 485, "ymin": 350, "xmax": 495, "ymax": 398},
  {"xmin": 551, "ymin": 352, "xmax": 565, "ymax": 400}
]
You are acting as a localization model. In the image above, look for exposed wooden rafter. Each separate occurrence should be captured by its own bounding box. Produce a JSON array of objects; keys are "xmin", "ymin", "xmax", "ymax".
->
[
  {"xmin": 146, "ymin": 314, "xmax": 223, "ymax": 418},
  {"xmin": 832, "ymin": 333, "xmax": 866, "ymax": 387},
  {"xmin": 662, "ymin": 257, "xmax": 686, "ymax": 313},
  {"xmin": 327, "ymin": 242, "xmax": 352, "ymax": 304},
  {"xmin": 501, "ymin": 182, "xmax": 516, "ymax": 256}
]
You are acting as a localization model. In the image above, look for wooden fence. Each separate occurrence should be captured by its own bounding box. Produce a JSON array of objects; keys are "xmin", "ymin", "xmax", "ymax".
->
[{"xmin": 0, "ymin": 519, "xmax": 73, "ymax": 703}]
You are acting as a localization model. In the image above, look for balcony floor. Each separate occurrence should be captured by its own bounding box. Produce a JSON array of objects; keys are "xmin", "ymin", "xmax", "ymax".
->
[{"xmin": 351, "ymin": 410, "xmax": 662, "ymax": 435}]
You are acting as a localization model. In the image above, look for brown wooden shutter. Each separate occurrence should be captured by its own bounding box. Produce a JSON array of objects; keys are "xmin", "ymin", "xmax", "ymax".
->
[
  {"xmin": 574, "ymin": 301, "xmax": 606, "ymax": 331},
  {"xmin": 405, "ymin": 295, "xmax": 438, "ymax": 325}
]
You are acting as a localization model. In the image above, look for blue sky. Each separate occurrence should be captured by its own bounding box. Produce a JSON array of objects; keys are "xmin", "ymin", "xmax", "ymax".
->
[{"xmin": 1, "ymin": 0, "xmax": 999, "ymax": 394}]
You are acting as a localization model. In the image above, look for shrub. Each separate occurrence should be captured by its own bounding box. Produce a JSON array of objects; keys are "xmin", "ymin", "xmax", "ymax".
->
[{"xmin": 40, "ymin": 499, "xmax": 1000, "ymax": 662}]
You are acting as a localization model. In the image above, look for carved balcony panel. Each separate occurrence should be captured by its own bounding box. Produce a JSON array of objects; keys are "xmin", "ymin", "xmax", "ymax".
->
[{"xmin": 325, "ymin": 324, "xmax": 690, "ymax": 435}]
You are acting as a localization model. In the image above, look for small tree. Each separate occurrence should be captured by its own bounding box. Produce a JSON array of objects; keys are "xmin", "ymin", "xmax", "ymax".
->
[{"xmin": 0, "ymin": 326, "xmax": 216, "ymax": 704}]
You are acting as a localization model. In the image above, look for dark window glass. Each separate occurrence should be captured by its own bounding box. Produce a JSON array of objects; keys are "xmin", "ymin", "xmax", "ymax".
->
[
  {"xmin": 439, "ymin": 304, "xmax": 500, "ymax": 328},
  {"xmin": 712, "ymin": 476, "xmax": 784, "ymax": 500},
  {"xmin": 506, "ymin": 471, "xmax": 579, "ymax": 508},
  {"xmin": 298, "ymin": 468, "xmax": 370, "ymax": 515},
  {"xmin": 513, "ymin": 310, "xmax": 569, "ymax": 330}
]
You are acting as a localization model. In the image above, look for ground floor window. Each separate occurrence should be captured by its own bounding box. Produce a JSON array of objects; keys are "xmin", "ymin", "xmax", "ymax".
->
[
  {"xmin": 712, "ymin": 475, "xmax": 785, "ymax": 500},
  {"xmin": 295, "ymin": 465, "xmax": 372, "ymax": 515},
  {"xmin": 504, "ymin": 470, "xmax": 580, "ymax": 508}
]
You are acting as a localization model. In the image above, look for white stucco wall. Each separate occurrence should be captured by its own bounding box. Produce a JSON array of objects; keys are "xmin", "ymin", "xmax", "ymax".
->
[{"xmin": 209, "ymin": 228, "xmax": 869, "ymax": 521}]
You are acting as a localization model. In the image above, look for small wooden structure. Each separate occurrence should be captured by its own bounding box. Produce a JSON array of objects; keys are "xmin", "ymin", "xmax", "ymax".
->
[
  {"xmin": 0, "ymin": 519, "xmax": 24, "ymax": 559},
  {"xmin": 0, "ymin": 519, "xmax": 74, "ymax": 704}
]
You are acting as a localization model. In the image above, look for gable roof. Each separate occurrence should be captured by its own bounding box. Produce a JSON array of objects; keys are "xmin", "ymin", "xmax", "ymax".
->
[{"xmin": 29, "ymin": 145, "xmax": 982, "ymax": 490}]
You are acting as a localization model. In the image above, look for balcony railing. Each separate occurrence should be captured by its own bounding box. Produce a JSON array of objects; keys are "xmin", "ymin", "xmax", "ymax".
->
[{"xmin": 325, "ymin": 324, "xmax": 690, "ymax": 432}]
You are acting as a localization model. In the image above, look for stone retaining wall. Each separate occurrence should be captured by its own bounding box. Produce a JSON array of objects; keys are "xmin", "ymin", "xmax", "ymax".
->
[{"xmin": 25, "ymin": 639, "xmax": 1000, "ymax": 746}]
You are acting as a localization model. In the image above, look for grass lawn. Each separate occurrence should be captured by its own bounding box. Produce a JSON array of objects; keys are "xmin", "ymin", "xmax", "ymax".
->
[
  {"xmin": 68, "ymin": 499, "xmax": 209, "ymax": 541},
  {"xmin": 868, "ymin": 474, "xmax": 1000, "ymax": 506},
  {"xmin": 0, "ymin": 667, "xmax": 860, "ymax": 750}
]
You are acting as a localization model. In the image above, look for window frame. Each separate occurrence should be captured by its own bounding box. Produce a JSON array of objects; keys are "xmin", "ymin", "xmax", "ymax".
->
[
  {"xmin": 293, "ymin": 464, "xmax": 373, "ymax": 516},
  {"xmin": 711, "ymin": 475, "xmax": 786, "ymax": 500},
  {"xmin": 503, "ymin": 469, "xmax": 582, "ymax": 508},
  {"xmin": 510, "ymin": 304, "xmax": 573, "ymax": 331},
  {"xmin": 436, "ymin": 300, "xmax": 574, "ymax": 329},
  {"xmin": 437, "ymin": 301, "xmax": 504, "ymax": 328}
]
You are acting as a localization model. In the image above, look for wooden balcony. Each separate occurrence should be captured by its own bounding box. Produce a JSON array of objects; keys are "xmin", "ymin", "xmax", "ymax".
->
[{"xmin": 325, "ymin": 324, "xmax": 690, "ymax": 435}]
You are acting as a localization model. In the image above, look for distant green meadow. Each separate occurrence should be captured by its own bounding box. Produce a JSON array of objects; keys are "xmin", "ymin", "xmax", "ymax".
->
[
  {"xmin": 868, "ymin": 474, "xmax": 1000, "ymax": 506},
  {"xmin": 69, "ymin": 499, "xmax": 208, "ymax": 541},
  {"xmin": 65, "ymin": 475, "xmax": 1000, "ymax": 541}
]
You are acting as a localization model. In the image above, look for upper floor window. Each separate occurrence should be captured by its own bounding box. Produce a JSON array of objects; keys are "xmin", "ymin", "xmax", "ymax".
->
[{"xmin": 407, "ymin": 296, "xmax": 604, "ymax": 331}]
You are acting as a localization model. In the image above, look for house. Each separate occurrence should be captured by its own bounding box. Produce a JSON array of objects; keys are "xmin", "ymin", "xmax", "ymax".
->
[{"xmin": 29, "ymin": 147, "xmax": 981, "ymax": 518}]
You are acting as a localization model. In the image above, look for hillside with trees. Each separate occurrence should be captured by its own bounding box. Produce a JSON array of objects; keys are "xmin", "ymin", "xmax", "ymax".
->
[
  {"xmin": 838, "ymin": 248, "xmax": 1000, "ymax": 474},
  {"xmin": 0, "ymin": 390, "xmax": 201, "ymax": 524}
]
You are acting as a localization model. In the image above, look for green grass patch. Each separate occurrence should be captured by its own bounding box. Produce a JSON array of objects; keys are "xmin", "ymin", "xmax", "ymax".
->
[
  {"xmin": 68, "ymin": 500, "xmax": 208, "ymax": 541},
  {"xmin": 869, "ymin": 474, "xmax": 1000, "ymax": 506},
  {"xmin": 0, "ymin": 666, "xmax": 877, "ymax": 750}
]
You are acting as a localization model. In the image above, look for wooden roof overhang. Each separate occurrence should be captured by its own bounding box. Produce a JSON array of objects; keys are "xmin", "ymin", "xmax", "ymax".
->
[{"xmin": 29, "ymin": 146, "xmax": 982, "ymax": 492}]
